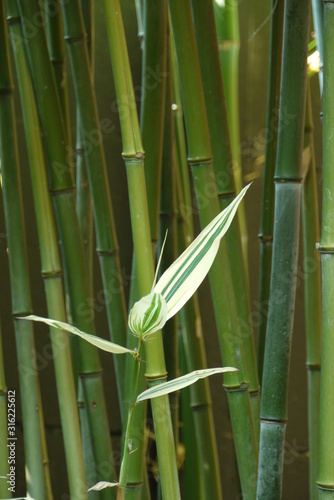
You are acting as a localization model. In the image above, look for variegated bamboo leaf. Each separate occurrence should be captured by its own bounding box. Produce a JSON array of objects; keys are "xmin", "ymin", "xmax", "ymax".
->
[
  {"xmin": 155, "ymin": 183, "xmax": 251, "ymax": 318},
  {"xmin": 88, "ymin": 481, "xmax": 119, "ymax": 491},
  {"xmin": 136, "ymin": 367, "xmax": 238, "ymax": 402},
  {"xmin": 128, "ymin": 184, "xmax": 251, "ymax": 337},
  {"xmin": 22, "ymin": 316, "xmax": 135, "ymax": 355}
]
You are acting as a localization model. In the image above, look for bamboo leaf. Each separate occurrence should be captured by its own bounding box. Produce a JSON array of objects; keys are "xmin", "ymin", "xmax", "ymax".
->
[
  {"xmin": 128, "ymin": 184, "xmax": 251, "ymax": 337},
  {"xmin": 88, "ymin": 481, "xmax": 119, "ymax": 491},
  {"xmin": 21, "ymin": 316, "xmax": 135, "ymax": 355},
  {"xmin": 155, "ymin": 184, "xmax": 251, "ymax": 318},
  {"xmin": 136, "ymin": 367, "xmax": 238, "ymax": 402}
]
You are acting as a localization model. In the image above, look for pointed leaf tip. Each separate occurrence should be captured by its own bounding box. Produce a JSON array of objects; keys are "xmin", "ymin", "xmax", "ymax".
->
[
  {"xmin": 88, "ymin": 481, "xmax": 119, "ymax": 491},
  {"xmin": 154, "ymin": 183, "xmax": 251, "ymax": 318},
  {"xmin": 137, "ymin": 367, "xmax": 238, "ymax": 402},
  {"xmin": 21, "ymin": 315, "xmax": 135, "ymax": 355}
]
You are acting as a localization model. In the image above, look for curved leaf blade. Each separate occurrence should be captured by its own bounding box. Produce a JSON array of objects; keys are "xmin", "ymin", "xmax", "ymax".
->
[
  {"xmin": 22, "ymin": 315, "xmax": 135, "ymax": 355},
  {"xmin": 136, "ymin": 367, "xmax": 238, "ymax": 402},
  {"xmin": 155, "ymin": 183, "xmax": 251, "ymax": 318},
  {"xmin": 88, "ymin": 481, "xmax": 119, "ymax": 491}
]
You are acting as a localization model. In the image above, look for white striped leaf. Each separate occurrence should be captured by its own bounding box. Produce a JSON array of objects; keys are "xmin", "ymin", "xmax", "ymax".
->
[
  {"xmin": 155, "ymin": 183, "xmax": 251, "ymax": 318},
  {"xmin": 22, "ymin": 316, "xmax": 135, "ymax": 355},
  {"xmin": 128, "ymin": 184, "xmax": 251, "ymax": 337},
  {"xmin": 136, "ymin": 367, "xmax": 238, "ymax": 402},
  {"xmin": 88, "ymin": 481, "xmax": 119, "ymax": 491}
]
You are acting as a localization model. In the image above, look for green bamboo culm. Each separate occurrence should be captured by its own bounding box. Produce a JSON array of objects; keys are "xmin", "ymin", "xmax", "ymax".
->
[
  {"xmin": 191, "ymin": 0, "xmax": 260, "ymax": 444},
  {"xmin": 121, "ymin": 1, "xmax": 167, "ymax": 496},
  {"xmin": 213, "ymin": 0, "xmax": 248, "ymax": 279},
  {"xmin": 103, "ymin": 2, "xmax": 180, "ymax": 498},
  {"xmin": 59, "ymin": 0, "xmax": 128, "ymax": 416},
  {"xmin": 302, "ymin": 84, "xmax": 321, "ymax": 500},
  {"xmin": 0, "ymin": 2, "xmax": 49, "ymax": 496},
  {"xmin": 16, "ymin": 2, "xmax": 117, "ymax": 493},
  {"xmin": 172, "ymin": 44, "xmax": 225, "ymax": 499},
  {"xmin": 178, "ymin": 336, "xmax": 201, "ymax": 500},
  {"xmin": 257, "ymin": 0, "xmax": 284, "ymax": 382},
  {"xmin": 6, "ymin": 2, "xmax": 88, "ymax": 496},
  {"xmin": 311, "ymin": 0, "xmax": 324, "ymax": 93},
  {"xmin": 159, "ymin": 50, "xmax": 179, "ymax": 447},
  {"xmin": 257, "ymin": 0, "xmax": 310, "ymax": 497},
  {"xmin": 44, "ymin": 0, "xmax": 71, "ymax": 146},
  {"xmin": 0, "ymin": 323, "xmax": 9, "ymax": 498},
  {"xmin": 169, "ymin": 1, "xmax": 258, "ymax": 497},
  {"xmin": 317, "ymin": 2, "xmax": 334, "ymax": 497}
]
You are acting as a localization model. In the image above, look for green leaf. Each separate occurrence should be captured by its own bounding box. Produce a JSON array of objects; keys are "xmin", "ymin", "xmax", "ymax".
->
[
  {"xmin": 136, "ymin": 367, "xmax": 238, "ymax": 402},
  {"xmin": 88, "ymin": 481, "xmax": 119, "ymax": 491},
  {"xmin": 154, "ymin": 183, "xmax": 251, "ymax": 318},
  {"xmin": 22, "ymin": 316, "xmax": 135, "ymax": 355}
]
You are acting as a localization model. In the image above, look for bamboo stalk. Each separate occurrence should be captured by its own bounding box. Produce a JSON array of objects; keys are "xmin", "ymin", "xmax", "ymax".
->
[
  {"xmin": 16, "ymin": 3, "xmax": 117, "ymax": 494},
  {"xmin": 140, "ymin": 0, "xmax": 167, "ymax": 252},
  {"xmin": 311, "ymin": 0, "xmax": 324, "ymax": 92},
  {"xmin": 191, "ymin": 0, "xmax": 260, "ymax": 444},
  {"xmin": 174, "ymin": 131, "xmax": 224, "ymax": 498},
  {"xmin": 121, "ymin": 1, "xmax": 167, "ymax": 496},
  {"xmin": 317, "ymin": 2, "xmax": 334, "ymax": 497},
  {"xmin": 213, "ymin": 0, "xmax": 248, "ymax": 279},
  {"xmin": 121, "ymin": 2, "xmax": 167, "ymax": 492},
  {"xmin": 6, "ymin": 3, "xmax": 87, "ymax": 496},
  {"xmin": 44, "ymin": 0, "xmax": 71, "ymax": 146},
  {"xmin": 0, "ymin": 2, "xmax": 48, "ymax": 496},
  {"xmin": 59, "ymin": 0, "xmax": 129, "ymax": 414},
  {"xmin": 102, "ymin": 1, "xmax": 180, "ymax": 497},
  {"xmin": 257, "ymin": 0, "xmax": 310, "ymax": 497},
  {"xmin": 178, "ymin": 335, "xmax": 201, "ymax": 500},
  {"xmin": 169, "ymin": 1, "xmax": 258, "ymax": 497},
  {"xmin": 302, "ymin": 84, "xmax": 321, "ymax": 500},
  {"xmin": 159, "ymin": 52, "xmax": 179, "ymax": 445},
  {"xmin": 257, "ymin": 0, "xmax": 284, "ymax": 382}
]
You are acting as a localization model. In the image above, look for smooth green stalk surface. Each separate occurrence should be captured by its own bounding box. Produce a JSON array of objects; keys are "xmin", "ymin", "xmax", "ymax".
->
[
  {"xmin": 159, "ymin": 48, "xmax": 179, "ymax": 444},
  {"xmin": 191, "ymin": 0, "xmax": 260, "ymax": 443},
  {"xmin": 122, "ymin": 3, "xmax": 167, "ymax": 494},
  {"xmin": 16, "ymin": 3, "xmax": 116, "ymax": 493},
  {"xmin": 1, "ymin": 2, "xmax": 48, "ymax": 496},
  {"xmin": 257, "ymin": 0, "xmax": 310, "ymax": 496},
  {"xmin": 311, "ymin": 0, "xmax": 324, "ymax": 92},
  {"xmin": 179, "ymin": 338, "xmax": 201, "ymax": 500},
  {"xmin": 257, "ymin": 0, "xmax": 284, "ymax": 382},
  {"xmin": 60, "ymin": 0, "xmax": 128, "ymax": 414},
  {"xmin": 175, "ymin": 140, "xmax": 223, "ymax": 498},
  {"xmin": 103, "ymin": 1, "xmax": 180, "ymax": 497},
  {"xmin": 317, "ymin": 3, "xmax": 334, "ymax": 497},
  {"xmin": 169, "ymin": 1, "xmax": 258, "ymax": 496},
  {"xmin": 213, "ymin": 0, "xmax": 248, "ymax": 277},
  {"xmin": 302, "ymin": 84, "xmax": 321, "ymax": 500},
  {"xmin": 7, "ymin": 4, "xmax": 87, "ymax": 494},
  {"xmin": 44, "ymin": 0, "xmax": 71, "ymax": 145},
  {"xmin": 140, "ymin": 0, "xmax": 167, "ymax": 248}
]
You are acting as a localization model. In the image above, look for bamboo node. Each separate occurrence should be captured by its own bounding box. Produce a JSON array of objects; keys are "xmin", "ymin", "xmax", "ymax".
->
[
  {"xmin": 224, "ymin": 382, "xmax": 248, "ymax": 393},
  {"xmin": 188, "ymin": 156, "xmax": 213, "ymax": 166},
  {"xmin": 145, "ymin": 372, "xmax": 168, "ymax": 381},
  {"xmin": 316, "ymin": 244, "xmax": 334, "ymax": 254}
]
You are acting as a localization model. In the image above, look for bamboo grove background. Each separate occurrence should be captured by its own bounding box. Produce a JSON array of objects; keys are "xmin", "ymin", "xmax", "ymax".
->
[{"xmin": 0, "ymin": 0, "xmax": 327, "ymax": 498}]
